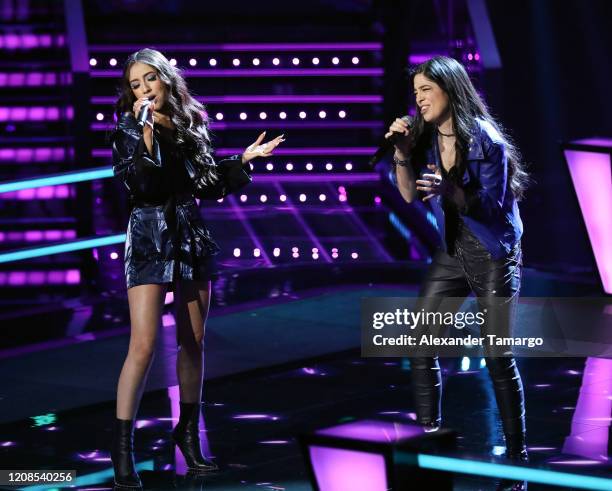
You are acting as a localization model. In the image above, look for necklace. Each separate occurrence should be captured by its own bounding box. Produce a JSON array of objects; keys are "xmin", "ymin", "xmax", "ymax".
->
[{"xmin": 438, "ymin": 129, "xmax": 455, "ymax": 137}]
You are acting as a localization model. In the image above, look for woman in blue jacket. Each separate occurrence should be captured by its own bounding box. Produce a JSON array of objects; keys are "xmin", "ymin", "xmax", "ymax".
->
[
  {"xmin": 110, "ymin": 48, "xmax": 283, "ymax": 488},
  {"xmin": 388, "ymin": 56, "xmax": 530, "ymax": 489}
]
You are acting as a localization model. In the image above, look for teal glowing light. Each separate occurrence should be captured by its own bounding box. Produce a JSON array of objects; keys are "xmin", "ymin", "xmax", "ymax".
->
[
  {"xmin": 0, "ymin": 234, "xmax": 126, "ymax": 264},
  {"xmin": 0, "ymin": 167, "xmax": 113, "ymax": 194},
  {"xmin": 405, "ymin": 453, "xmax": 612, "ymax": 491},
  {"xmin": 31, "ymin": 413, "xmax": 56, "ymax": 427}
]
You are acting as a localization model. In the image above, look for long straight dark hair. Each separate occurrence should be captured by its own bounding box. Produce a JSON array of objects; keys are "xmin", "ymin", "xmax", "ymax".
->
[
  {"xmin": 409, "ymin": 56, "xmax": 529, "ymax": 200},
  {"xmin": 114, "ymin": 48, "xmax": 216, "ymax": 179}
]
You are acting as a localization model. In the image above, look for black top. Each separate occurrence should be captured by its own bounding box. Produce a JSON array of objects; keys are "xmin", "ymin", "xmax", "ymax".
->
[{"xmin": 440, "ymin": 164, "xmax": 463, "ymax": 256}]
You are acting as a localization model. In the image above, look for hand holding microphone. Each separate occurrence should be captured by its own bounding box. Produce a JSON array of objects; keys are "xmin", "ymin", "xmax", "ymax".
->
[
  {"xmin": 133, "ymin": 97, "xmax": 155, "ymax": 129},
  {"xmin": 369, "ymin": 115, "xmax": 413, "ymax": 167}
]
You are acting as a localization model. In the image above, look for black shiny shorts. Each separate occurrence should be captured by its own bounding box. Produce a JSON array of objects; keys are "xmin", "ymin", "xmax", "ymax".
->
[{"xmin": 124, "ymin": 197, "xmax": 220, "ymax": 290}]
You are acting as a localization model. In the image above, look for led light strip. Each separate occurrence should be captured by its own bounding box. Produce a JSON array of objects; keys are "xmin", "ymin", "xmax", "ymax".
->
[
  {"xmin": 0, "ymin": 234, "xmax": 125, "ymax": 264},
  {"xmin": 0, "ymin": 167, "xmax": 113, "ymax": 194},
  {"xmin": 411, "ymin": 453, "xmax": 612, "ymax": 491}
]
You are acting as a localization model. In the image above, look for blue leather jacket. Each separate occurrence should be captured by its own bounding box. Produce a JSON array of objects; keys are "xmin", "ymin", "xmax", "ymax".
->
[{"xmin": 396, "ymin": 118, "xmax": 523, "ymax": 260}]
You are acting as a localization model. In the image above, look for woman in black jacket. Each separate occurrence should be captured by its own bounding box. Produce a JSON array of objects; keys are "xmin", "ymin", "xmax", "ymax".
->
[
  {"xmin": 110, "ymin": 48, "xmax": 283, "ymax": 488},
  {"xmin": 388, "ymin": 56, "xmax": 530, "ymax": 491}
]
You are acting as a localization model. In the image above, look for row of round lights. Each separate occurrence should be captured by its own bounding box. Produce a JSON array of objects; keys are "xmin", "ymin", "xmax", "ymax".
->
[
  {"xmin": 466, "ymin": 53, "xmax": 481, "ymax": 61},
  {"xmin": 219, "ymin": 110, "xmax": 347, "ymax": 121},
  {"xmin": 260, "ymin": 162, "xmax": 354, "ymax": 171},
  {"xmin": 95, "ymin": 110, "xmax": 347, "ymax": 121},
  {"xmin": 232, "ymin": 246, "xmax": 359, "ymax": 259},
  {"xmin": 89, "ymin": 56, "xmax": 361, "ymax": 67}
]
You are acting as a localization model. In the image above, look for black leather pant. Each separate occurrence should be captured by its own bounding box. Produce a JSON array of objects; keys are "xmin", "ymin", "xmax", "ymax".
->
[{"xmin": 411, "ymin": 222, "xmax": 526, "ymax": 452}]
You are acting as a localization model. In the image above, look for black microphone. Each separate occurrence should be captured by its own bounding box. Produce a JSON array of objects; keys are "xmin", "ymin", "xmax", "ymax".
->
[
  {"xmin": 136, "ymin": 97, "xmax": 154, "ymax": 128},
  {"xmin": 368, "ymin": 115, "xmax": 413, "ymax": 167}
]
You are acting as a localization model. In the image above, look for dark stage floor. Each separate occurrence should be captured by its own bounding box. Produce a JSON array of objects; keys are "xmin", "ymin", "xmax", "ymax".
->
[
  {"xmin": 1, "ymin": 283, "xmax": 611, "ymax": 490},
  {"xmin": 1, "ymin": 353, "xmax": 611, "ymax": 490}
]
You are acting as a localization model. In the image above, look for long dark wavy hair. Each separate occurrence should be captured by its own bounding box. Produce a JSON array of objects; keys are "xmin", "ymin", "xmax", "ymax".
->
[
  {"xmin": 409, "ymin": 56, "xmax": 529, "ymax": 200},
  {"xmin": 114, "ymin": 48, "xmax": 216, "ymax": 178}
]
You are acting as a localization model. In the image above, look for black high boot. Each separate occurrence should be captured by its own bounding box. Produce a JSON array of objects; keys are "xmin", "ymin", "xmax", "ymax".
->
[
  {"xmin": 410, "ymin": 357, "xmax": 442, "ymax": 430},
  {"xmin": 172, "ymin": 402, "xmax": 218, "ymax": 473},
  {"xmin": 111, "ymin": 418, "xmax": 142, "ymax": 489},
  {"xmin": 486, "ymin": 357, "xmax": 528, "ymax": 491}
]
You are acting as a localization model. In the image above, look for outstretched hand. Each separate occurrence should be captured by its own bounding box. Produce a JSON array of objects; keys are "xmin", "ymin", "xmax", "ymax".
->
[{"xmin": 242, "ymin": 131, "xmax": 285, "ymax": 164}]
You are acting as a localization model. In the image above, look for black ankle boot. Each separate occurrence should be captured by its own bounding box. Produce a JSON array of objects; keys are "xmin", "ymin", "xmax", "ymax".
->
[
  {"xmin": 496, "ymin": 445, "xmax": 529, "ymax": 491},
  {"xmin": 111, "ymin": 418, "xmax": 142, "ymax": 489},
  {"xmin": 172, "ymin": 402, "xmax": 218, "ymax": 473}
]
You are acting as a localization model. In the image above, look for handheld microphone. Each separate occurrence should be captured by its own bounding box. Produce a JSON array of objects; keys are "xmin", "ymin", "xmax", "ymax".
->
[
  {"xmin": 136, "ymin": 97, "xmax": 155, "ymax": 128},
  {"xmin": 368, "ymin": 115, "xmax": 414, "ymax": 167}
]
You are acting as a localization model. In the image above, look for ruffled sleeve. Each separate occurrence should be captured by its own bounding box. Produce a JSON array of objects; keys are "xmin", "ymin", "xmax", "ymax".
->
[
  {"xmin": 192, "ymin": 154, "xmax": 252, "ymax": 201},
  {"xmin": 111, "ymin": 112, "xmax": 164, "ymax": 199}
]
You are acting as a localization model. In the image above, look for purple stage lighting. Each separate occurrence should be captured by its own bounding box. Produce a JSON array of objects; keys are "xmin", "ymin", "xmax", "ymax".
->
[
  {"xmin": 352, "ymin": 56, "xmax": 360, "ymax": 64},
  {"xmin": 319, "ymin": 110, "xmax": 327, "ymax": 119},
  {"xmin": 312, "ymin": 57, "xmax": 320, "ymax": 65},
  {"xmin": 292, "ymin": 57, "xmax": 300, "ymax": 65},
  {"xmin": 279, "ymin": 111, "xmax": 287, "ymax": 119},
  {"xmin": 286, "ymin": 163, "xmax": 294, "ymax": 171},
  {"xmin": 252, "ymin": 58, "xmax": 260, "ymax": 66},
  {"xmin": 272, "ymin": 57, "xmax": 280, "ymax": 65},
  {"xmin": 332, "ymin": 56, "xmax": 340, "ymax": 65},
  {"xmin": 300, "ymin": 420, "xmax": 455, "ymax": 491},
  {"xmin": 209, "ymin": 58, "xmax": 217, "ymax": 66},
  {"xmin": 339, "ymin": 110, "xmax": 346, "ymax": 118},
  {"xmin": 239, "ymin": 112, "xmax": 247, "ymax": 120},
  {"xmin": 299, "ymin": 111, "xmax": 307, "ymax": 119},
  {"xmin": 232, "ymin": 58, "xmax": 240, "ymax": 66},
  {"xmin": 563, "ymin": 139, "xmax": 612, "ymax": 293}
]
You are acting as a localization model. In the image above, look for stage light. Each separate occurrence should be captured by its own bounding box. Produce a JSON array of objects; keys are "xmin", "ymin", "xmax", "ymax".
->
[
  {"xmin": 461, "ymin": 357, "xmax": 470, "ymax": 371},
  {"xmin": 232, "ymin": 58, "xmax": 240, "ymax": 66},
  {"xmin": 319, "ymin": 194, "xmax": 326, "ymax": 201},
  {"xmin": 374, "ymin": 196, "xmax": 382, "ymax": 205},
  {"xmin": 332, "ymin": 248, "xmax": 338, "ymax": 253},
  {"xmin": 332, "ymin": 56, "xmax": 339, "ymax": 65},
  {"xmin": 260, "ymin": 194, "xmax": 267, "ymax": 203},
  {"xmin": 266, "ymin": 163, "xmax": 274, "ymax": 171},
  {"xmin": 351, "ymin": 252, "xmax": 359, "ymax": 259},
  {"xmin": 252, "ymin": 58, "xmax": 260, "ymax": 66},
  {"xmin": 233, "ymin": 248, "xmax": 241, "ymax": 257},
  {"xmin": 170, "ymin": 58, "xmax": 177, "ymax": 66},
  {"xmin": 110, "ymin": 252, "xmax": 118, "ymax": 260},
  {"xmin": 325, "ymin": 163, "xmax": 333, "ymax": 170},
  {"xmin": 332, "ymin": 252, "xmax": 339, "ymax": 259},
  {"xmin": 339, "ymin": 195, "xmax": 347, "ymax": 202},
  {"xmin": 279, "ymin": 111, "xmax": 287, "ymax": 119},
  {"xmin": 286, "ymin": 163, "xmax": 294, "ymax": 171},
  {"xmin": 480, "ymin": 358, "xmax": 486, "ymax": 368},
  {"xmin": 352, "ymin": 56, "xmax": 360, "ymax": 64},
  {"xmin": 254, "ymin": 248, "xmax": 261, "ymax": 257},
  {"xmin": 273, "ymin": 248, "xmax": 280, "ymax": 257},
  {"xmin": 96, "ymin": 113, "xmax": 104, "ymax": 121},
  {"xmin": 239, "ymin": 112, "xmax": 247, "ymax": 120},
  {"xmin": 272, "ymin": 57, "xmax": 280, "ymax": 65},
  {"xmin": 292, "ymin": 57, "xmax": 300, "ymax": 65},
  {"xmin": 312, "ymin": 57, "xmax": 320, "ymax": 65},
  {"xmin": 338, "ymin": 186, "xmax": 346, "ymax": 193},
  {"xmin": 209, "ymin": 58, "xmax": 217, "ymax": 66},
  {"xmin": 109, "ymin": 58, "xmax": 117, "ymax": 66},
  {"xmin": 215, "ymin": 112, "xmax": 223, "ymax": 120},
  {"xmin": 292, "ymin": 252, "xmax": 299, "ymax": 258},
  {"xmin": 299, "ymin": 420, "xmax": 455, "ymax": 491},
  {"xmin": 240, "ymin": 194, "xmax": 247, "ymax": 202},
  {"xmin": 279, "ymin": 194, "xmax": 287, "ymax": 202},
  {"xmin": 188, "ymin": 58, "xmax": 197, "ymax": 66},
  {"xmin": 467, "ymin": 53, "xmax": 473, "ymax": 61},
  {"xmin": 312, "ymin": 248, "xmax": 318, "ymax": 253},
  {"xmin": 259, "ymin": 111, "xmax": 267, "ymax": 120},
  {"xmin": 292, "ymin": 247, "xmax": 299, "ymax": 253},
  {"xmin": 339, "ymin": 110, "xmax": 346, "ymax": 118},
  {"xmin": 299, "ymin": 194, "xmax": 306, "ymax": 202},
  {"xmin": 305, "ymin": 163, "xmax": 313, "ymax": 171},
  {"xmin": 475, "ymin": 53, "xmax": 480, "ymax": 61},
  {"xmin": 345, "ymin": 162, "xmax": 353, "ymax": 170},
  {"xmin": 89, "ymin": 58, "xmax": 97, "ymax": 66},
  {"xmin": 312, "ymin": 253, "xmax": 319, "ymax": 260},
  {"xmin": 319, "ymin": 110, "xmax": 326, "ymax": 119}
]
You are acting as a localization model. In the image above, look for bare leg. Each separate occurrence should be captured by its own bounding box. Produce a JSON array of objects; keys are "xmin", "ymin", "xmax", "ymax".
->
[
  {"xmin": 174, "ymin": 280, "xmax": 211, "ymax": 403},
  {"xmin": 116, "ymin": 283, "xmax": 167, "ymax": 419},
  {"xmin": 172, "ymin": 280, "xmax": 217, "ymax": 472}
]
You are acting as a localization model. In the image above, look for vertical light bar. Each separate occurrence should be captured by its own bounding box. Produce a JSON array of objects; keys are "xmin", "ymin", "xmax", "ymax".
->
[{"xmin": 564, "ymin": 147, "xmax": 612, "ymax": 293}]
